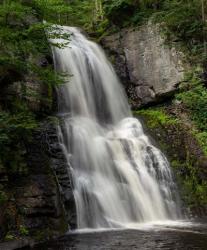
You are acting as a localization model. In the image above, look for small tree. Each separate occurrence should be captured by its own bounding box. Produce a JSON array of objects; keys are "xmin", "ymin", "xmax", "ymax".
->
[{"xmin": 94, "ymin": 0, "xmax": 104, "ymax": 22}]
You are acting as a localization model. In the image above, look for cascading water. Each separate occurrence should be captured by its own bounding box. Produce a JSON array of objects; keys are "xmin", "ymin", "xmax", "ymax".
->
[{"xmin": 51, "ymin": 26, "xmax": 182, "ymax": 229}]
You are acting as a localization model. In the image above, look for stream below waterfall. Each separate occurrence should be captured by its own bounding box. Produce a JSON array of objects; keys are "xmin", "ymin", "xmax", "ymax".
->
[{"xmin": 30, "ymin": 220, "xmax": 207, "ymax": 250}]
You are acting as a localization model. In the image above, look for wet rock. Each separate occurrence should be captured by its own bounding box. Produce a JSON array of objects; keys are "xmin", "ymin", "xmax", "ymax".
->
[
  {"xmin": 0, "ymin": 122, "xmax": 70, "ymax": 243},
  {"xmin": 42, "ymin": 123, "xmax": 76, "ymax": 229}
]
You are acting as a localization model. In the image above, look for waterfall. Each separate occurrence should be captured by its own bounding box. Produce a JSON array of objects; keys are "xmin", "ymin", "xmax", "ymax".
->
[{"xmin": 51, "ymin": 26, "xmax": 182, "ymax": 229}]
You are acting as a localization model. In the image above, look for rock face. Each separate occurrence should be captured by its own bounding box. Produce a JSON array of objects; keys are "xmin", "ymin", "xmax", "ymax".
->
[
  {"xmin": 0, "ymin": 12, "xmax": 74, "ymax": 246},
  {"xmin": 0, "ymin": 123, "xmax": 69, "ymax": 244},
  {"xmin": 102, "ymin": 22, "xmax": 185, "ymax": 107},
  {"xmin": 43, "ymin": 123, "xmax": 76, "ymax": 229},
  {"xmin": 0, "ymin": 48, "xmax": 72, "ymax": 244}
]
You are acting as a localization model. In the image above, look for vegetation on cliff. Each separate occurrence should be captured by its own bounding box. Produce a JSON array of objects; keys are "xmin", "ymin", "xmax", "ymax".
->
[
  {"xmin": 103, "ymin": 0, "xmax": 207, "ymax": 63},
  {"xmin": 135, "ymin": 107, "xmax": 207, "ymax": 214},
  {"xmin": 0, "ymin": 0, "xmax": 71, "ymax": 173},
  {"xmin": 0, "ymin": 0, "xmax": 70, "ymax": 242}
]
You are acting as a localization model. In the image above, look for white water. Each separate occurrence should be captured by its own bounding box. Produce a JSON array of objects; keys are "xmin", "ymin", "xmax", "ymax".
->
[{"xmin": 51, "ymin": 26, "xmax": 182, "ymax": 229}]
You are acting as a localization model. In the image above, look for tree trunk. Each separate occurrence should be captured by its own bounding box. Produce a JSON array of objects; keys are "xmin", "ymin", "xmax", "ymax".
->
[{"xmin": 201, "ymin": 0, "xmax": 207, "ymax": 56}]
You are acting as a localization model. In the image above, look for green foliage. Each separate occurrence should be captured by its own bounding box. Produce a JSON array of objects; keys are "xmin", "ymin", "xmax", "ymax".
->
[
  {"xmin": 0, "ymin": 0, "xmax": 70, "ymax": 89},
  {"xmin": 63, "ymin": 0, "xmax": 95, "ymax": 29},
  {"xmin": 104, "ymin": 0, "xmax": 135, "ymax": 15},
  {"xmin": 172, "ymin": 156, "xmax": 207, "ymax": 207},
  {"xmin": 0, "ymin": 0, "xmax": 72, "ymax": 176},
  {"xmin": 0, "ymin": 1, "xmax": 35, "ymax": 77},
  {"xmin": 195, "ymin": 132, "xmax": 207, "ymax": 156},
  {"xmin": 176, "ymin": 71, "xmax": 207, "ymax": 131},
  {"xmin": 0, "ymin": 110, "xmax": 37, "ymax": 146},
  {"xmin": 104, "ymin": 0, "xmax": 139, "ymax": 26},
  {"xmin": 34, "ymin": 0, "xmax": 72, "ymax": 21},
  {"xmin": 154, "ymin": 0, "xmax": 206, "ymax": 63},
  {"xmin": 0, "ymin": 109, "xmax": 37, "ymax": 174},
  {"xmin": 103, "ymin": 0, "xmax": 207, "ymax": 63},
  {"xmin": 95, "ymin": 19, "xmax": 110, "ymax": 38},
  {"xmin": 103, "ymin": 0, "xmax": 165, "ymax": 27},
  {"xmin": 130, "ymin": 8, "xmax": 154, "ymax": 25},
  {"xmin": 175, "ymin": 70, "xmax": 207, "ymax": 157},
  {"xmin": 134, "ymin": 108, "xmax": 178, "ymax": 128},
  {"xmin": 34, "ymin": 0, "xmax": 96, "ymax": 30},
  {"xmin": 19, "ymin": 225, "xmax": 29, "ymax": 236},
  {"xmin": 0, "ymin": 1, "xmax": 33, "ymax": 23},
  {"xmin": 5, "ymin": 233, "xmax": 15, "ymax": 241}
]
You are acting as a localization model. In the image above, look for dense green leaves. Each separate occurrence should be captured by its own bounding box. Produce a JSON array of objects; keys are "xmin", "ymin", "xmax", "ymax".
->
[
  {"xmin": 0, "ymin": 109, "xmax": 37, "ymax": 175},
  {"xmin": 103, "ymin": 0, "xmax": 207, "ymax": 63},
  {"xmin": 63, "ymin": 0, "xmax": 96, "ymax": 29},
  {"xmin": 0, "ymin": 1, "xmax": 34, "ymax": 23},
  {"xmin": 177, "ymin": 72, "xmax": 207, "ymax": 131},
  {"xmin": 0, "ymin": 0, "xmax": 72, "ymax": 85},
  {"xmin": 154, "ymin": 0, "xmax": 206, "ymax": 62},
  {"xmin": 0, "ymin": 0, "xmax": 71, "ymax": 173},
  {"xmin": 0, "ymin": 111, "xmax": 37, "ymax": 147},
  {"xmin": 104, "ymin": 0, "xmax": 138, "ymax": 26},
  {"xmin": 34, "ymin": 0, "xmax": 72, "ymax": 23}
]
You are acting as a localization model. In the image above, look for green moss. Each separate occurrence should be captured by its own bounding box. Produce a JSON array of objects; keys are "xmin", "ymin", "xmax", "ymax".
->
[
  {"xmin": 194, "ymin": 132, "xmax": 207, "ymax": 156},
  {"xmin": 176, "ymin": 69, "xmax": 207, "ymax": 156},
  {"xmin": 4, "ymin": 233, "xmax": 15, "ymax": 241},
  {"xmin": 19, "ymin": 225, "xmax": 29, "ymax": 236},
  {"xmin": 134, "ymin": 108, "xmax": 178, "ymax": 128},
  {"xmin": 172, "ymin": 157, "xmax": 207, "ymax": 208}
]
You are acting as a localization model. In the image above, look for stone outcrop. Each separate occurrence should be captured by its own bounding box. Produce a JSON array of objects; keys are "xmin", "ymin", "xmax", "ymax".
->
[
  {"xmin": 43, "ymin": 122, "xmax": 76, "ymax": 229},
  {"xmin": 102, "ymin": 21, "xmax": 185, "ymax": 108},
  {"xmin": 0, "ymin": 122, "xmax": 69, "ymax": 244}
]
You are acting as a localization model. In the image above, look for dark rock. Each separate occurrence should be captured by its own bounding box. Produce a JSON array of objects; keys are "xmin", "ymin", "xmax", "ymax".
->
[
  {"xmin": 0, "ymin": 122, "xmax": 71, "ymax": 243},
  {"xmin": 135, "ymin": 86, "xmax": 156, "ymax": 105},
  {"xmin": 42, "ymin": 122, "xmax": 76, "ymax": 229},
  {"xmin": 0, "ymin": 238, "xmax": 35, "ymax": 250}
]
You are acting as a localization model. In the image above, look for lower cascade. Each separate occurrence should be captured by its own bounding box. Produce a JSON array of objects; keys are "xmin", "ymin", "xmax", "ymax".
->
[{"xmin": 52, "ymin": 26, "xmax": 182, "ymax": 229}]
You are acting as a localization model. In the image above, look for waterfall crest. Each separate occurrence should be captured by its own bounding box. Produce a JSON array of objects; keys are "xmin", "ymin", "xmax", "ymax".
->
[{"xmin": 52, "ymin": 26, "xmax": 182, "ymax": 229}]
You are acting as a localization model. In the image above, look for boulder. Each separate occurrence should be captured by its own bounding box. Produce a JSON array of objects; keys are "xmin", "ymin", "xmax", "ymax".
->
[{"xmin": 102, "ymin": 21, "xmax": 185, "ymax": 107}]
